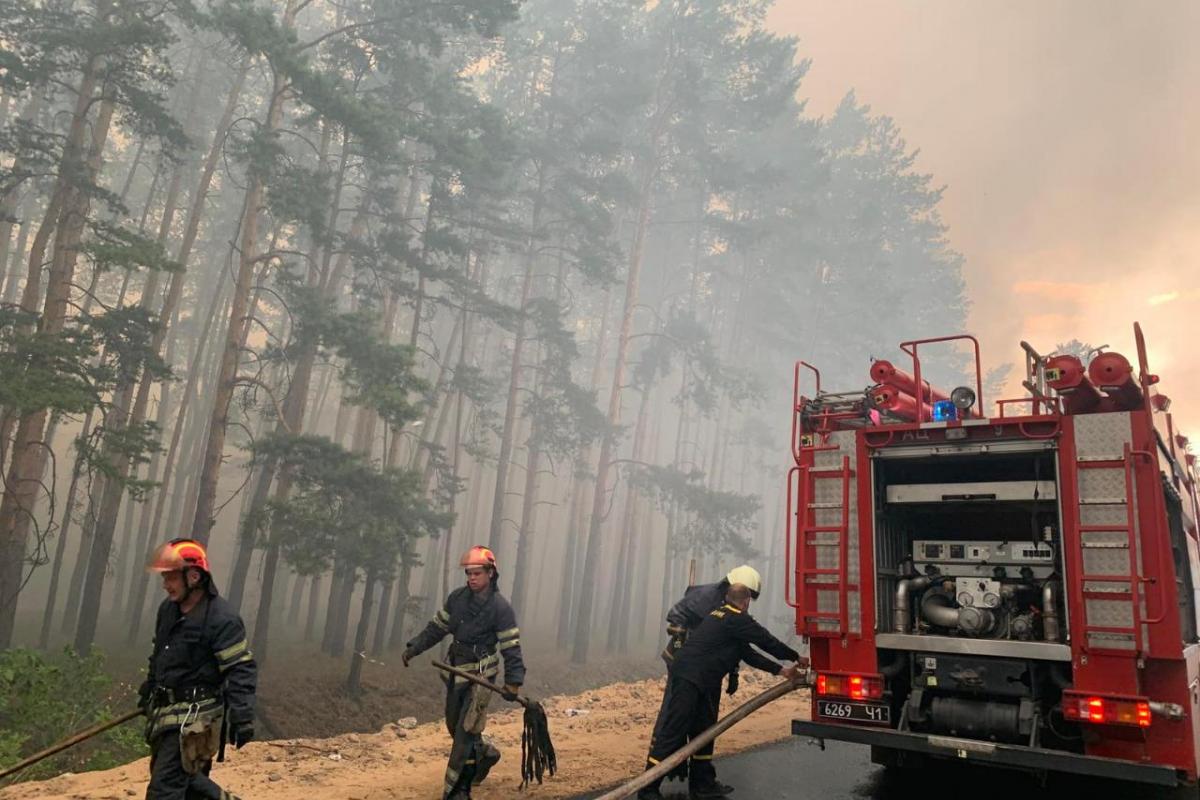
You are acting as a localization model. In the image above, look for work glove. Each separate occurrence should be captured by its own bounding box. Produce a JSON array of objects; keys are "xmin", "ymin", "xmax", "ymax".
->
[
  {"xmin": 233, "ymin": 722, "xmax": 254, "ymax": 750},
  {"xmin": 136, "ymin": 681, "xmax": 153, "ymax": 714},
  {"xmin": 502, "ymin": 684, "xmax": 520, "ymax": 702},
  {"xmin": 401, "ymin": 648, "xmax": 414, "ymax": 667},
  {"xmin": 725, "ymin": 671, "xmax": 739, "ymax": 696}
]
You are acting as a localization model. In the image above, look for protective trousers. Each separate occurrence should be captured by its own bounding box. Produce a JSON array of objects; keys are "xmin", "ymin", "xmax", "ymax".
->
[
  {"xmin": 644, "ymin": 675, "xmax": 721, "ymax": 792},
  {"xmin": 443, "ymin": 678, "xmax": 498, "ymax": 798},
  {"xmin": 145, "ymin": 730, "xmax": 238, "ymax": 800}
]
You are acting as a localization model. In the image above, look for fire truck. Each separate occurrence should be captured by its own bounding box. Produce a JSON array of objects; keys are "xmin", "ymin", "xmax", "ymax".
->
[{"xmin": 787, "ymin": 325, "xmax": 1200, "ymax": 787}]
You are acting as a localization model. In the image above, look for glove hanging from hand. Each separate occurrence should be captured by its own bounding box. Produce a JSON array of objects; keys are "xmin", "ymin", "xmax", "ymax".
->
[
  {"xmin": 233, "ymin": 722, "xmax": 254, "ymax": 750},
  {"xmin": 725, "ymin": 671, "xmax": 739, "ymax": 696}
]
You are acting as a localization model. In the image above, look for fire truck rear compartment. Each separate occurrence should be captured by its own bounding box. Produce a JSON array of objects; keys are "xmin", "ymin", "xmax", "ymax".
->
[{"xmin": 871, "ymin": 445, "xmax": 1075, "ymax": 746}]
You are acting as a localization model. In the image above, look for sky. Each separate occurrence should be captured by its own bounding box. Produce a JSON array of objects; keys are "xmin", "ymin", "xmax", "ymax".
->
[{"xmin": 766, "ymin": 1, "xmax": 1200, "ymax": 435}]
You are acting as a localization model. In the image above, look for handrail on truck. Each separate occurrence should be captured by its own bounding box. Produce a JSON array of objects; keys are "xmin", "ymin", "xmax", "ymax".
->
[{"xmin": 899, "ymin": 334, "xmax": 984, "ymax": 423}]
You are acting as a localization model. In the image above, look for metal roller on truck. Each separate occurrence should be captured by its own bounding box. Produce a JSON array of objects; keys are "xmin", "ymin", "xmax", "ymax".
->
[{"xmin": 787, "ymin": 324, "xmax": 1200, "ymax": 787}]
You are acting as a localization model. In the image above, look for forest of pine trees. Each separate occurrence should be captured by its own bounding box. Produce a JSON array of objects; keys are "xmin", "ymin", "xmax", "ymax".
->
[{"xmin": 0, "ymin": 0, "xmax": 967, "ymax": 685}]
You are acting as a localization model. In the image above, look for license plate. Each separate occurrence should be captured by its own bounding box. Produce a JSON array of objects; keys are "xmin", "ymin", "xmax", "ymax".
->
[{"xmin": 817, "ymin": 699, "xmax": 891, "ymax": 724}]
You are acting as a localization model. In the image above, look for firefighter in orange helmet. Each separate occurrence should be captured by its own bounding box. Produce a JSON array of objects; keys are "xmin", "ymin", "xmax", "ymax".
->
[
  {"xmin": 139, "ymin": 539, "xmax": 257, "ymax": 800},
  {"xmin": 403, "ymin": 546, "xmax": 525, "ymax": 800}
]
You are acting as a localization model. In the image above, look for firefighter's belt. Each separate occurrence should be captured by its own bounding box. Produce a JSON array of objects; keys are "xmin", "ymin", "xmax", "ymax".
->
[
  {"xmin": 146, "ymin": 688, "xmax": 223, "ymax": 741},
  {"xmin": 152, "ymin": 685, "xmax": 222, "ymax": 704},
  {"xmin": 449, "ymin": 643, "xmax": 499, "ymax": 676}
]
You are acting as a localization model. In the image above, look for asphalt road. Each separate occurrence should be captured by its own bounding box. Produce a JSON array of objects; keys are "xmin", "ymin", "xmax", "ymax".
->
[{"xmin": 578, "ymin": 737, "xmax": 1197, "ymax": 799}]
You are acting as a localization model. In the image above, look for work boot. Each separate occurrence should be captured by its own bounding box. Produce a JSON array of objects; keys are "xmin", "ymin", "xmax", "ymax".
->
[
  {"xmin": 636, "ymin": 788, "xmax": 666, "ymax": 800},
  {"xmin": 471, "ymin": 742, "xmax": 501, "ymax": 785},
  {"xmin": 689, "ymin": 781, "xmax": 734, "ymax": 799}
]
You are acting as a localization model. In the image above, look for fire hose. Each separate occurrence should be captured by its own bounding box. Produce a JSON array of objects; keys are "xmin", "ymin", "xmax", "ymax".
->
[
  {"xmin": 592, "ymin": 674, "xmax": 809, "ymax": 800},
  {"xmin": 432, "ymin": 660, "xmax": 557, "ymax": 788},
  {"xmin": 0, "ymin": 708, "xmax": 144, "ymax": 783}
]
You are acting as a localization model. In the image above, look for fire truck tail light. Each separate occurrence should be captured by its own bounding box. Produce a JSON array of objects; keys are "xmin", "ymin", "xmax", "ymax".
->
[
  {"xmin": 1062, "ymin": 693, "xmax": 1151, "ymax": 728},
  {"xmin": 815, "ymin": 672, "xmax": 884, "ymax": 700}
]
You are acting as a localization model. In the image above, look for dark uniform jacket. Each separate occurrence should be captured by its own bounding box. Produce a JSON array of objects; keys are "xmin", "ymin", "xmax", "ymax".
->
[
  {"xmin": 140, "ymin": 593, "xmax": 257, "ymax": 739},
  {"xmin": 672, "ymin": 602, "xmax": 800, "ymax": 690},
  {"xmin": 407, "ymin": 584, "xmax": 525, "ymax": 686},
  {"xmin": 666, "ymin": 580, "xmax": 729, "ymax": 633}
]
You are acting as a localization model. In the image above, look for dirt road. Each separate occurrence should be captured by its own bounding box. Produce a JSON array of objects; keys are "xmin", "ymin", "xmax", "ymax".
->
[{"xmin": 1, "ymin": 672, "xmax": 809, "ymax": 800}]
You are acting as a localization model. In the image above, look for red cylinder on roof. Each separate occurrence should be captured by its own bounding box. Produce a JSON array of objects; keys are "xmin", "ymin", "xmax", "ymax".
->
[
  {"xmin": 1045, "ymin": 354, "xmax": 1103, "ymax": 414},
  {"xmin": 1088, "ymin": 351, "xmax": 1144, "ymax": 410},
  {"xmin": 870, "ymin": 360, "xmax": 950, "ymax": 404},
  {"xmin": 871, "ymin": 384, "xmax": 932, "ymax": 422}
]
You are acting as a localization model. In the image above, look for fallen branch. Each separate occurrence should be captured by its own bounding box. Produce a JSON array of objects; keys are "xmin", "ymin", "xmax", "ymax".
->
[{"xmin": 592, "ymin": 677, "xmax": 803, "ymax": 800}]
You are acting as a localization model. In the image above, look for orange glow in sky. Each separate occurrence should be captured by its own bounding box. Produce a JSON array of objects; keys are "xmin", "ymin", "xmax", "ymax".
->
[{"xmin": 767, "ymin": 1, "xmax": 1200, "ymax": 437}]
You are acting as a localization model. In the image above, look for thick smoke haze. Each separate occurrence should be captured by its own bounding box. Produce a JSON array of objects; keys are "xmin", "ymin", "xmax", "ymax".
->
[{"xmin": 770, "ymin": 1, "xmax": 1200, "ymax": 433}]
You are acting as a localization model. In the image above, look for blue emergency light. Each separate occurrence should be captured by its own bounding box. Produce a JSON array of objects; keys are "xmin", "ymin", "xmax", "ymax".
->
[{"xmin": 932, "ymin": 400, "xmax": 958, "ymax": 421}]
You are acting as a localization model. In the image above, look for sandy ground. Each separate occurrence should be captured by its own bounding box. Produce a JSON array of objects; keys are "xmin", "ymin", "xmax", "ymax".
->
[{"xmin": 1, "ymin": 672, "xmax": 810, "ymax": 800}]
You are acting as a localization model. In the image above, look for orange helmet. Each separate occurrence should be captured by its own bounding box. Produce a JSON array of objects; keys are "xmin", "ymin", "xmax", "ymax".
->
[
  {"xmin": 460, "ymin": 545, "xmax": 497, "ymax": 570},
  {"xmin": 147, "ymin": 538, "xmax": 211, "ymax": 575}
]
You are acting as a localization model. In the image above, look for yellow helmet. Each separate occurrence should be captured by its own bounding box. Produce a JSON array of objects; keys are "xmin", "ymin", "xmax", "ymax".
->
[{"xmin": 726, "ymin": 565, "xmax": 762, "ymax": 599}]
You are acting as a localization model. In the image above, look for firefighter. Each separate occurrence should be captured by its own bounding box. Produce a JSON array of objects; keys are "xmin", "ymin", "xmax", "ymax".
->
[
  {"xmin": 662, "ymin": 565, "xmax": 763, "ymax": 678},
  {"xmin": 654, "ymin": 566, "xmax": 762, "ymax": 765},
  {"xmin": 640, "ymin": 582, "xmax": 803, "ymax": 800},
  {"xmin": 403, "ymin": 546, "xmax": 525, "ymax": 800},
  {"xmin": 139, "ymin": 538, "xmax": 256, "ymax": 800}
]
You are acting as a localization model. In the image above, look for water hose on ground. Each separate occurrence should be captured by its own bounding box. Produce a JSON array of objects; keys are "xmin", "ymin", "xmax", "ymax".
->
[{"xmin": 592, "ymin": 674, "xmax": 807, "ymax": 800}]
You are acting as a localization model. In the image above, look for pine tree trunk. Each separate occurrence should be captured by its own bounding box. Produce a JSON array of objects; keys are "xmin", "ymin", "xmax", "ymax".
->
[
  {"xmin": 189, "ymin": 18, "xmax": 296, "ymax": 542},
  {"xmin": 346, "ymin": 570, "xmax": 376, "ymax": 696},
  {"xmin": 244, "ymin": 194, "xmax": 367, "ymax": 657},
  {"xmin": 330, "ymin": 568, "xmax": 356, "ymax": 657},
  {"xmin": 571, "ymin": 165, "xmax": 654, "ymax": 663},
  {"xmin": 371, "ymin": 574, "xmax": 394, "ymax": 657},
  {"xmin": 0, "ymin": 61, "xmax": 109, "ymax": 647},
  {"xmin": 322, "ymin": 563, "xmax": 345, "ymax": 653},
  {"xmin": 38, "ymin": 400, "xmax": 98, "ymax": 648},
  {"xmin": 305, "ymin": 573, "xmax": 322, "ymax": 642},
  {"xmin": 250, "ymin": 537, "xmax": 282, "ymax": 662},
  {"xmin": 387, "ymin": 560, "xmax": 414, "ymax": 651},
  {"xmin": 225, "ymin": 462, "xmax": 272, "ymax": 612},
  {"xmin": 1, "ymin": 198, "xmax": 34, "ymax": 304},
  {"xmin": 487, "ymin": 174, "xmax": 544, "ymax": 553},
  {"xmin": 287, "ymin": 572, "xmax": 305, "ymax": 627},
  {"xmin": 0, "ymin": 95, "xmax": 43, "ymax": 289},
  {"xmin": 607, "ymin": 381, "xmax": 653, "ymax": 651}
]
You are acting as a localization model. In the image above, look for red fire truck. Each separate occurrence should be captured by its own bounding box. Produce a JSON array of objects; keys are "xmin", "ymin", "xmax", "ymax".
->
[{"xmin": 788, "ymin": 324, "xmax": 1200, "ymax": 787}]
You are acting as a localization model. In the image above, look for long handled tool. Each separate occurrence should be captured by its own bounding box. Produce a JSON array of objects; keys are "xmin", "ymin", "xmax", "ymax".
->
[
  {"xmin": 0, "ymin": 708, "xmax": 143, "ymax": 783},
  {"xmin": 432, "ymin": 660, "xmax": 557, "ymax": 788},
  {"xmin": 592, "ymin": 677, "xmax": 803, "ymax": 800}
]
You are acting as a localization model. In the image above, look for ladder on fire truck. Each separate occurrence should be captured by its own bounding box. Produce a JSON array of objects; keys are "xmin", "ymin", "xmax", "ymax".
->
[
  {"xmin": 787, "ymin": 443, "xmax": 856, "ymax": 638},
  {"xmin": 1075, "ymin": 441, "xmax": 1154, "ymax": 660}
]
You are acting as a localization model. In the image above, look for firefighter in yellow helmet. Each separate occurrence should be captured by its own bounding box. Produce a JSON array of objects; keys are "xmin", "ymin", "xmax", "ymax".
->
[
  {"xmin": 403, "ymin": 546, "xmax": 525, "ymax": 800},
  {"xmin": 139, "ymin": 539, "xmax": 256, "ymax": 800},
  {"xmin": 649, "ymin": 566, "xmax": 763, "ymax": 795}
]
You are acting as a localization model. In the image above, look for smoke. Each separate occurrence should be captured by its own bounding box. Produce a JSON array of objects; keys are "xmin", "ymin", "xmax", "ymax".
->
[{"xmin": 770, "ymin": 0, "xmax": 1200, "ymax": 434}]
